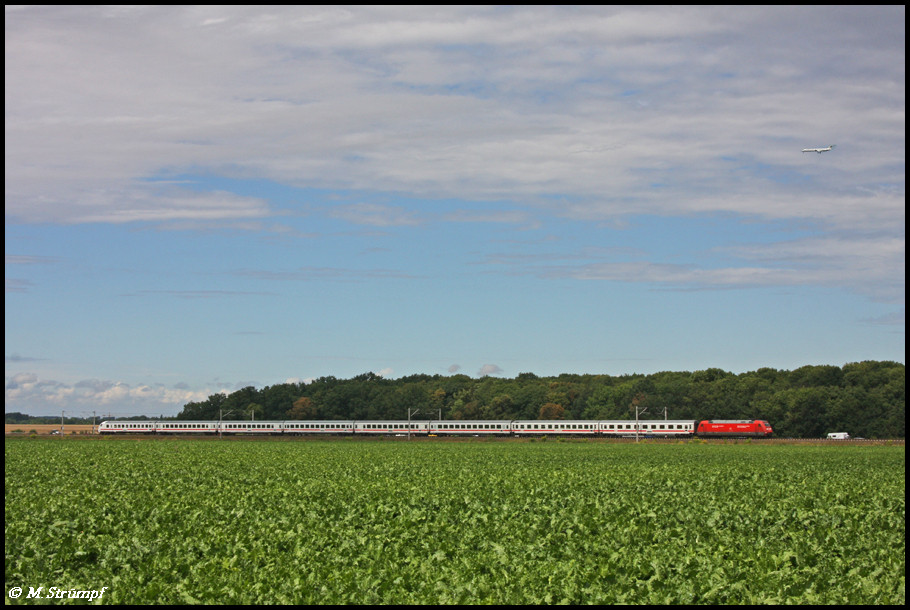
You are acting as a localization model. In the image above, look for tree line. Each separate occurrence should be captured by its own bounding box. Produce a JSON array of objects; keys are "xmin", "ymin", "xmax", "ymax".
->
[
  {"xmin": 173, "ymin": 361, "xmax": 904, "ymax": 438},
  {"xmin": 4, "ymin": 413, "xmax": 103, "ymax": 426}
]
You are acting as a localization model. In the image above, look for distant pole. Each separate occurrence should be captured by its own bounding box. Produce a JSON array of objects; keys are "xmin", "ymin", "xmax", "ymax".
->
[
  {"xmin": 61, "ymin": 410, "xmax": 64, "ymax": 436},
  {"xmin": 219, "ymin": 409, "xmax": 237, "ymax": 439},
  {"xmin": 408, "ymin": 408, "xmax": 422, "ymax": 440},
  {"xmin": 635, "ymin": 405, "xmax": 648, "ymax": 443}
]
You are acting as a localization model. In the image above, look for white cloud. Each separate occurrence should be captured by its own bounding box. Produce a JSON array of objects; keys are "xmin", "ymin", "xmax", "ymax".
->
[
  {"xmin": 4, "ymin": 373, "xmax": 212, "ymax": 416},
  {"xmin": 543, "ymin": 232, "xmax": 904, "ymax": 304},
  {"xmin": 329, "ymin": 203, "xmax": 423, "ymax": 227},
  {"xmin": 477, "ymin": 364, "xmax": 503, "ymax": 377}
]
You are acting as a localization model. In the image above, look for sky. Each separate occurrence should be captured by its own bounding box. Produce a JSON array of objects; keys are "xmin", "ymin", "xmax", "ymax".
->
[{"xmin": 5, "ymin": 6, "xmax": 905, "ymax": 417}]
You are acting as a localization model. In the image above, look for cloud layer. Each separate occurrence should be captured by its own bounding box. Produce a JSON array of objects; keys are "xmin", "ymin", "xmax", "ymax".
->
[
  {"xmin": 5, "ymin": 372, "xmax": 212, "ymax": 416},
  {"xmin": 6, "ymin": 6, "xmax": 904, "ymax": 227}
]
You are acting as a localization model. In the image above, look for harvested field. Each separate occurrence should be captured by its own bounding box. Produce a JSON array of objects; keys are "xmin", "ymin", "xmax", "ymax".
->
[{"xmin": 5, "ymin": 424, "xmax": 97, "ymax": 435}]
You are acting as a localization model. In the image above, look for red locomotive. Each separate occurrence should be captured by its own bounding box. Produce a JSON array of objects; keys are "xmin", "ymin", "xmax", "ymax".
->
[{"xmin": 695, "ymin": 419, "xmax": 773, "ymax": 437}]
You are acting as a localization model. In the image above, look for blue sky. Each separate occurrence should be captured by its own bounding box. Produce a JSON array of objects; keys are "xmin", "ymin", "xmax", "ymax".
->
[{"xmin": 6, "ymin": 6, "xmax": 904, "ymax": 416}]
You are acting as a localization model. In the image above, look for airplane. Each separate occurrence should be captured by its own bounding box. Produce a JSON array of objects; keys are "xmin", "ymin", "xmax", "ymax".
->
[{"xmin": 802, "ymin": 144, "xmax": 836, "ymax": 153}]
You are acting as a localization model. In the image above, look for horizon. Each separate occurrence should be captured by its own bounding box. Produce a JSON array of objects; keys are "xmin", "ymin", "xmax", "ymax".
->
[{"xmin": 7, "ymin": 360, "xmax": 902, "ymax": 420}]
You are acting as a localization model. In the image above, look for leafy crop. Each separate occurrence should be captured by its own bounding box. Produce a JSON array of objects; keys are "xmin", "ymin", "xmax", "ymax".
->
[{"xmin": 5, "ymin": 439, "xmax": 904, "ymax": 604}]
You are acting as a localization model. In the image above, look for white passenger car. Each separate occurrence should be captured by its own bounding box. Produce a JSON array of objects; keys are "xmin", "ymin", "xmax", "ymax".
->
[
  {"xmin": 97, "ymin": 421, "xmax": 220, "ymax": 434},
  {"xmin": 354, "ymin": 420, "xmax": 430, "ymax": 435},
  {"xmin": 429, "ymin": 420, "xmax": 512, "ymax": 435},
  {"xmin": 600, "ymin": 420, "xmax": 695, "ymax": 437},
  {"xmin": 511, "ymin": 420, "xmax": 600, "ymax": 435},
  {"xmin": 98, "ymin": 421, "xmax": 157, "ymax": 434},
  {"xmin": 212, "ymin": 421, "xmax": 283, "ymax": 434},
  {"xmin": 281, "ymin": 421, "xmax": 354, "ymax": 434}
]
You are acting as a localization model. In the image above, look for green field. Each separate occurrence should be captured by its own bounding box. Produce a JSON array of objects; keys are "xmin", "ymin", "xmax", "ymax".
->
[{"xmin": 5, "ymin": 438, "xmax": 905, "ymax": 604}]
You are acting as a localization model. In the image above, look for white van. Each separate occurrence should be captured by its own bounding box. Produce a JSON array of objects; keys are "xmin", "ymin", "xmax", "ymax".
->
[{"xmin": 826, "ymin": 432, "xmax": 850, "ymax": 440}]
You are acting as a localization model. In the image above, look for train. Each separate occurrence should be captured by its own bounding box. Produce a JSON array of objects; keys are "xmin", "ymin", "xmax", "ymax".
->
[{"xmin": 98, "ymin": 418, "xmax": 773, "ymax": 438}]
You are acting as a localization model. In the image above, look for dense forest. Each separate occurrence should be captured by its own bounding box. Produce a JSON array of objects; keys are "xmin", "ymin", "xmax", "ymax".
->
[{"xmin": 167, "ymin": 361, "xmax": 905, "ymax": 438}]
